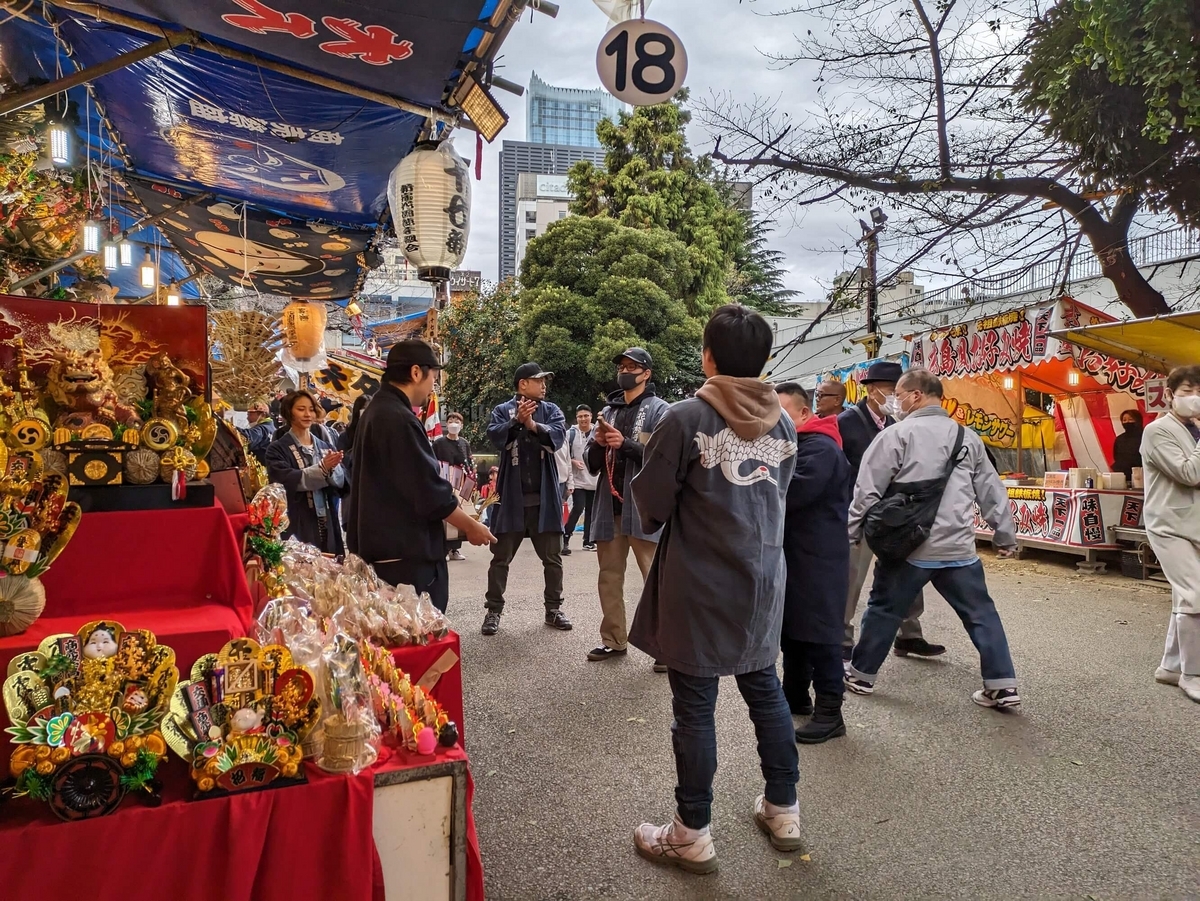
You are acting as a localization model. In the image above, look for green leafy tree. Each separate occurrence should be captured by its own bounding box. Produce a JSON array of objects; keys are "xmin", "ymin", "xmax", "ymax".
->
[
  {"xmin": 726, "ymin": 216, "xmax": 800, "ymax": 316},
  {"xmin": 518, "ymin": 216, "xmax": 703, "ymax": 413},
  {"xmin": 440, "ymin": 280, "xmax": 526, "ymax": 447},
  {"xmin": 568, "ymin": 94, "xmax": 747, "ymax": 316},
  {"xmin": 1019, "ymin": 0, "xmax": 1200, "ymax": 228}
]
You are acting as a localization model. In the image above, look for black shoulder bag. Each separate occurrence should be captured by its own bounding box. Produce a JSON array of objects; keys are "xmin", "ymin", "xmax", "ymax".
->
[{"xmin": 864, "ymin": 424, "xmax": 966, "ymax": 564}]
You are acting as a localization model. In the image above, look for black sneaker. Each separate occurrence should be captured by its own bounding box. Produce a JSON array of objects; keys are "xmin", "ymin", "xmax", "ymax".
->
[
  {"xmin": 587, "ymin": 645, "xmax": 627, "ymax": 661},
  {"xmin": 972, "ymin": 687, "xmax": 1021, "ymax": 710},
  {"xmin": 652, "ymin": 660, "xmax": 669, "ymax": 673},
  {"xmin": 481, "ymin": 610, "xmax": 501, "ymax": 636},
  {"xmin": 561, "ymin": 546, "xmax": 573, "ymax": 556},
  {"xmin": 582, "ymin": 543, "xmax": 597, "ymax": 551},
  {"xmin": 893, "ymin": 638, "xmax": 947, "ymax": 658},
  {"xmin": 545, "ymin": 609, "xmax": 573, "ymax": 630}
]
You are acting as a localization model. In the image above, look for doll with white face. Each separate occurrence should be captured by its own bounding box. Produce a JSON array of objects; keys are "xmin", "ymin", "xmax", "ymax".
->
[{"xmin": 83, "ymin": 628, "xmax": 119, "ymax": 660}]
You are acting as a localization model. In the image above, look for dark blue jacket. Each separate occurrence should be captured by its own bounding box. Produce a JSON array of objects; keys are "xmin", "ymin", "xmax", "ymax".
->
[
  {"xmin": 486, "ymin": 397, "xmax": 566, "ymax": 535},
  {"xmin": 783, "ymin": 423, "xmax": 851, "ymax": 645}
]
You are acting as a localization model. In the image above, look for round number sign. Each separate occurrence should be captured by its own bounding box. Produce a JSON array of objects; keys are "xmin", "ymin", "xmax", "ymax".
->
[{"xmin": 596, "ymin": 19, "xmax": 687, "ymax": 106}]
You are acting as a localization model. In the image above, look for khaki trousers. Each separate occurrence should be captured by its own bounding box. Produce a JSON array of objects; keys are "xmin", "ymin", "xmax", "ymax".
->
[
  {"xmin": 843, "ymin": 539, "xmax": 925, "ymax": 648},
  {"xmin": 596, "ymin": 521, "xmax": 657, "ymax": 650}
]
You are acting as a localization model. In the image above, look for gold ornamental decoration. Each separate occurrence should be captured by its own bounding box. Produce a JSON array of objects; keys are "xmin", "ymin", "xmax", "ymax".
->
[
  {"xmin": 40, "ymin": 448, "xmax": 67, "ymax": 477},
  {"xmin": 80, "ymin": 423, "xmax": 114, "ymax": 441},
  {"xmin": 123, "ymin": 428, "xmax": 141, "ymax": 447},
  {"xmin": 194, "ymin": 459, "xmax": 210, "ymax": 479},
  {"xmin": 141, "ymin": 417, "xmax": 180, "ymax": 452},
  {"xmin": 9, "ymin": 417, "xmax": 49, "ymax": 452},
  {"xmin": 158, "ymin": 446, "xmax": 197, "ymax": 483}
]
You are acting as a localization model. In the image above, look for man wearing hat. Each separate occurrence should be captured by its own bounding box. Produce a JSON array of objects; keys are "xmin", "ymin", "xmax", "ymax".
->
[
  {"xmin": 837, "ymin": 360, "xmax": 944, "ymax": 660},
  {"xmin": 239, "ymin": 400, "xmax": 274, "ymax": 467},
  {"xmin": 585, "ymin": 348, "xmax": 671, "ymax": 667},
  {"xmin": 482, "ymin": 363, "xmax": 571, "ymax": 636},
  {"xmin": 347, "ymin": 340, "xmax": 496, "ymax": 613}
]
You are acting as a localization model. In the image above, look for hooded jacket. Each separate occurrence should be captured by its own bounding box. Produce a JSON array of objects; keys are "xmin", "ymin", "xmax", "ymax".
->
[
  {"xmin": 848, "ymin": 404, "xmax": 1016, "ymax": 559},
  {"xmin": 586, "ymin": 385, "xmax": 670, "ymax": 544},
  {"xmin": 783, "ymin": 414, "xmax": 851, "ymax": 645},
  {"xmin": 628, "ymin": 377, "xmax": 797, "ymax": 677}
]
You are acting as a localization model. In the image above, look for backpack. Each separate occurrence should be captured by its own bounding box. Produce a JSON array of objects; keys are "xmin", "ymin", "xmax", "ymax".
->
[{"xmin": 864, "ymin": 424, "xmax": 966, "ymax": 564}]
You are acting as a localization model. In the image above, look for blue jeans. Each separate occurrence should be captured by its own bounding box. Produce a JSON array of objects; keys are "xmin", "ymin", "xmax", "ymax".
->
[
  {"xmin": 668, "ymin": 666, "xmax": 799, "ymax": 829},
  {"xmin": 848, "ymin": 559, "xmax": 1017, "ymax": 690}
]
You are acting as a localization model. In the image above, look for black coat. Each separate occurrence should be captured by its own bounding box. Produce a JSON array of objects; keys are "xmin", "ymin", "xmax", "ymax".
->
[
  {"xmin": 836, "ymin": 399, "xmax": 892, "ymax": 483},
  {"xmin": 347, "ymin": 383, "xmax": 459, "ymax": 565},
  {"xmin": 1111, "ymin": 426, "xmax": 1143, "ymax": 479},
  {"xmin": 783, "ymin": 427, "xmax": 852, "ymax": 645}
]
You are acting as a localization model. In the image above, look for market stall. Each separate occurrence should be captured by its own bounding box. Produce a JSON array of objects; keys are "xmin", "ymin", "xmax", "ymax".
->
[{"xmin": 906, "ymin": 297, "xmax": 1161, "ymax": 570}]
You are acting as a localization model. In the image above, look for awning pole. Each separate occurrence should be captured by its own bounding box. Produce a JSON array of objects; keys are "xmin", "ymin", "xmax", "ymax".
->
[
  {"xmin": 1015, "ymin": 369, "xmax": 1024, "ymax": 475},
  {"xmin": 53, "ymin": 2, "xmax": 457, "ymax": 125},
  {"xmin": 0, "ymin": 33, "xmax": 197, "ymax": 117},
  {"xmin": 8, "ymin": 191, "xmax": 212, "ymax": 291}
]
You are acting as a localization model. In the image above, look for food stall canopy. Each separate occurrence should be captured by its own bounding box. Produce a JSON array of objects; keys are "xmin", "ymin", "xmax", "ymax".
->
[
  {"xmin": 0, "ymin": 1, "xmax": 509, "ymax": 297},
  {"xmin": 1049, "ymin": 310, "xmax": 1200, "ymax": 373}
]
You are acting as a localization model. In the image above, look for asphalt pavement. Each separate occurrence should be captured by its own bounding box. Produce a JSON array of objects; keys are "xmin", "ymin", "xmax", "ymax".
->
[{"xmin": 447, "ymin": 542, "xmax": 1199, "ymax": 901}]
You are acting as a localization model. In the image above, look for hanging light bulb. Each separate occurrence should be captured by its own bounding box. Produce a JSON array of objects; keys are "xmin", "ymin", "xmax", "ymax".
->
[
  {"xmin": 103, "ymin": 243, "xmax": 119, "ymax": 271},
  {"xmin": 48, "ymin": 121, "xmax": 70, "ymax": 166},
  {"xmin": 1067, "ymin": 369, "xmax": 1081, "ymax": 387},
  {"xmin": 165, "ymin": 285, "xmax": 181, "ymax": 306},
  {"xmin": 119, "ymin": 241, "xmax": 133, "ymax": 267},
  {"xmin": 83, "ymin": 220, "xmax": 102, "ymax": 254},
  {"xmin": 345, "ymin": 299, "xmax": 363, "ymax": 317},
  {"xmin": 139, "ymin": 248, "xmax": 157, "ymax": 289},
  {"xmin": 1002, "ymin": 375, "xmax": 1015, "ymax": 391}
]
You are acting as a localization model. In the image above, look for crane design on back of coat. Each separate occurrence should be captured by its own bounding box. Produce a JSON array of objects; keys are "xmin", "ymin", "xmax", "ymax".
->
[{"xmin": 695, "ymin": 428, "xmax": 798, "ymax": 486}]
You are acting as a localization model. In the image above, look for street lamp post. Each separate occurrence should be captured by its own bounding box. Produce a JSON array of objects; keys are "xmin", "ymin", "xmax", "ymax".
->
[{"xmin": 855, "ymin": 207, "xmax": 888, "ymax": 360}]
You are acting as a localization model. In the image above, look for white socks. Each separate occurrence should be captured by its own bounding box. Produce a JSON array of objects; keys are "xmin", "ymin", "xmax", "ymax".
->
[{"xmin": 763, "ymin": 799, "xmax": 799, "ymax": 817}]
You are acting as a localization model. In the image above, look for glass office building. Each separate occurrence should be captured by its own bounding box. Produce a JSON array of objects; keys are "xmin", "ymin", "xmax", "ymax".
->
[{"xmin": 526, "ymin": 72, "xmax": 624, "ymax": 148}]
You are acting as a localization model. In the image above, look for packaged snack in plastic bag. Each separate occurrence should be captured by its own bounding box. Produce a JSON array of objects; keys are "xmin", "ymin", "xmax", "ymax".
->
[{"xmin": 316, "ymin": 631, "xmax": 380, "ymax": 774}]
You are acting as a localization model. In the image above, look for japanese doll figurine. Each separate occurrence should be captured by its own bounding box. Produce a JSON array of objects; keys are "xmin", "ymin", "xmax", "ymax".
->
[{"xmin": 3, "ymin": 621, "xmax": 177, "ymax": 821}]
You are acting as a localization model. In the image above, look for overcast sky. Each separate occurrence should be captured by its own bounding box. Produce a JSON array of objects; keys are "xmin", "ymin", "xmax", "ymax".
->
[{"xmin": 452, "ymin": 0, "xmax": 855, "ymax": 300}]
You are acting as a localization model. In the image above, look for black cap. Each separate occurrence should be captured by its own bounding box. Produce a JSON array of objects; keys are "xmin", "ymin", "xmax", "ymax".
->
[
  {"xmin": 612, "ymin": 347, "xmax": 653, "ymax": 369},
  {"xmin": 861, "ymin": 361, "xmax": 903, "ymax": 385},
  {"xmin": 513, "ymin": 362, "xmax": 553, "ymax": 387},
  {"xmin": 385, "ymin": 339, "xmax": 441, "ymax": 375}
]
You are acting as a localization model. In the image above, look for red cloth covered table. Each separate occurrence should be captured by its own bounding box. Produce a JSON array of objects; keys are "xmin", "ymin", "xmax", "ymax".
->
[
  {"xmin": 0, "ymin": 503, "xmax": 254, "ymax": 772},
  {"xmin": 390, "ymin": 632, "xmax": 467, "ymax": 746},
  {"xmin": 0, "ymin": 743, "xmax": 482, "ymax": 901}
]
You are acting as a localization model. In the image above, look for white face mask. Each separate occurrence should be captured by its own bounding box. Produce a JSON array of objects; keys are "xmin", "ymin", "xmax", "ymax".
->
[
  {"xmin": 1173, "ymin": 394, "xmax": 1200, "ymax": 418},
  {"xmin": 447, "ymin": 422, "xmax": 462, "ymax": 436},
  {"xmin": 881, "ymin": 393, "xmax": 901, "ymax": 419}
]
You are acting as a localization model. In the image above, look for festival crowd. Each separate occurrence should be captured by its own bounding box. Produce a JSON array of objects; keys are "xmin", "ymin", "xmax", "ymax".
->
[{"xmin": 251, "ymin": 305, "xmax": 1200, "ymax": 874}]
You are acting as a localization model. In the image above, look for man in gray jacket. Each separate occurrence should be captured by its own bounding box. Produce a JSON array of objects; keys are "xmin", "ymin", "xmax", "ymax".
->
[
  {"xmin": 845, "ymin": 368, "xmax": 1022, "ymax": 710},
  {"xmin": 628, "ymin": 306, "xmax": 802, "ymax": 873},
  {"xmin": 585, "ymin": 348, "xmax": 670, "ymax": 665}
]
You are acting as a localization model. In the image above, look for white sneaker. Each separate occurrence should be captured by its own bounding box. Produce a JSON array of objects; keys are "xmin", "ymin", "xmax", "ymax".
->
[
  {"xmin": 1180, "ymin": 674, "xmax": 1200, "ymax": 703},
  {"xmin": 754, "ymin": 795, "xmax": 803, "ymax": 851},
  {"xmin": 972, "ymin": 687, "xmax": 1021, "ymax": 710},
  {"xmin": 1155, "ymin": 666, "xmax": 1181, "ymax": 685},
  {"xmin": 448, "ymin": 549, "xmax": 465, "ymax": 561},
  {"xmin": 633, "ymin": 816, "xmax": 717, "ymax": 874}
]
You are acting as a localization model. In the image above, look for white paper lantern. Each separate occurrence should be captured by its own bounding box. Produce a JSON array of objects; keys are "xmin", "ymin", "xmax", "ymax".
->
[{"xmin": 388, "ymin": 141, "xmax": 471, "ymax": 283}]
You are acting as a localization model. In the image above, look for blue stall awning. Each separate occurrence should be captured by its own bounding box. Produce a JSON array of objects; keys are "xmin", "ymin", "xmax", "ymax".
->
[{"xmin": 0, "ymin": 1, "xmax": 513, "ymax": 299}]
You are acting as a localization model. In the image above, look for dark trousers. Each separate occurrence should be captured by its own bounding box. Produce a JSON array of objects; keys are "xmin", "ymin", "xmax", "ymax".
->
[
  {"xmin": 849, "ymin": 559, "xmax": 1017, "ymax": 690},
  {"xmin": 485, "ymin": 504, "xmax": 564, "ymax": 612},
  {"xmin": 668, "ymin": 666, "xmax": 799, "ymax": 829},
  {"xmin": 373, "ymin": 559, "xmax": 450, "ymax": 613},
  {"xmin": 563, "ymin": 488, "xmax": 596, "ymax": 546},
  {"xmin": 780, "ymin": 638, "xmax": 844, "ymax": 708}
]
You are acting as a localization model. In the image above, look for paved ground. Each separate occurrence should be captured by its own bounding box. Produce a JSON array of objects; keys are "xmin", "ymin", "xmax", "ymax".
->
[{"xmin": 447, "ymin": 543, "xmax": 1199, "ymax": 901}]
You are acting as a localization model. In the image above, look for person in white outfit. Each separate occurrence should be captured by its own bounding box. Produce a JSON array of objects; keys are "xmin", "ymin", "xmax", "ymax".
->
[{"xmin": 1140, "ymin": 365, "xmax": 1200, "ymax": 703}]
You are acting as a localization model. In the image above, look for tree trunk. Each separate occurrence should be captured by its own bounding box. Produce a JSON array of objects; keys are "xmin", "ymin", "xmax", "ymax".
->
[{"xmin": 1076, "ymin": 194, "xmax": 1170, "ymax": 318}]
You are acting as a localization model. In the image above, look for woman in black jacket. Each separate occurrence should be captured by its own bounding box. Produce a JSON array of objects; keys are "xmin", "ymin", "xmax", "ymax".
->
[{"xmin": 267, "ymin": 390, "xmax": 346, "ymax": 555}]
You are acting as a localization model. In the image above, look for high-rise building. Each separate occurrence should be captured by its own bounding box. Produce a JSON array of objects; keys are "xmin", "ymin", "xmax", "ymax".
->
[
  {"xmin": 526, "ymin": 72, "xmax": 624, "ymax": 148},
  {"xmin": 498, "ymin": 141, "xmax": 606, "ymax": 281}
]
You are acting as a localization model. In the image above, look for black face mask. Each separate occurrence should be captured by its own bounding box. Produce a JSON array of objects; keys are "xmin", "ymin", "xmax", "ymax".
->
[
  {"xmin": 1122, "ymin": 421, "xmax": 1141, "ymax": 433},
  {"xmin": 617, "ymin": 372, "xmax": 643, "ymax": 391}
]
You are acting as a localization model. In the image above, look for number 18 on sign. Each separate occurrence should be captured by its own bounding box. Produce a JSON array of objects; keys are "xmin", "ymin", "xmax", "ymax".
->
[{"xmin": 597, "ymin": 19, "xmax": 687, "ymax": 106}]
